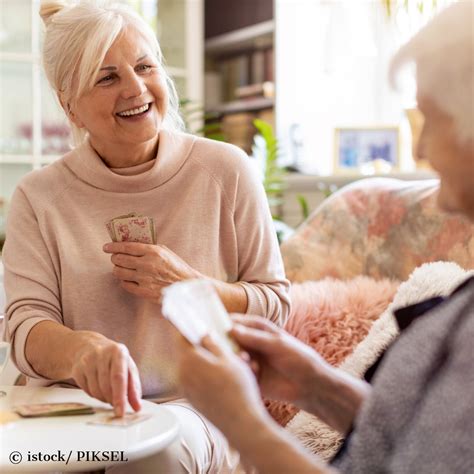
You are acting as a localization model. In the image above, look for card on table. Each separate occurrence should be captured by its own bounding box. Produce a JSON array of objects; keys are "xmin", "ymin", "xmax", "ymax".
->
[
  {"xmin": 0, "ymin": 410, "xmax": 20, "ymax": 425},
  {"xmin": 14, "ymin": 402, "xmax": 95, "ymax": 418},
  {"xmin": 88, "ymin": 412, "xmax": 152, "ymax": 427},
  {"xmin": 161, "ymin": 279, "xmax": 238, "ymax": 352},
  {"xmin": 105, "ymin": 212, "xmax": 156, "ymax": 244}
]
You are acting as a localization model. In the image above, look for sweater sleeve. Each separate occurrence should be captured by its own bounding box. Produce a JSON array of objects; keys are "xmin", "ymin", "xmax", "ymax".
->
[
  {"xmin": 2, "ymin": 185, "xmax": 63, "ymax": 379},
  {"xmin": 388, "ymin": 302, "xmax": 474, "ymax": 473},
  {"xmin": 233, "ymin": 155, "xmax": 291, "ymax": 326}
]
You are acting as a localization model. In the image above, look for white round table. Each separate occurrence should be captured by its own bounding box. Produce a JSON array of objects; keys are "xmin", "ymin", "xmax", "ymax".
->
[{"xmin": 0, "ymin": 385, "xmax": 179, "ymax": 472}]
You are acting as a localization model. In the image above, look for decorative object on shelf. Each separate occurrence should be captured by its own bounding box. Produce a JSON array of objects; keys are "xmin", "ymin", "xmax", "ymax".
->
[
  {"xmin": 334, "ymin": 126, "xmax": 399, "ymax": 174},
  {"xmin": 17, "ymin": 121, "xmax": 71, "ymax": 155},
  {"xmin": 286, "ymin": 122, "xmax": 305, "ymax": 172}
]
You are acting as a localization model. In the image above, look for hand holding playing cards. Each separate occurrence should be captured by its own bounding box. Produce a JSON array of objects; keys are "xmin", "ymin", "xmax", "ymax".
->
[
  {"xmin": 71, "ymin": 337, "xmax": 142, "ymax": 417},
  {"xmin": 228, "ymin": 315, "xmax": 325, "ymax": 409},
  {"xmin": 229, "ymin": 316, "xmax": 370, "ymax": 434},
  {"xmin": 103, "ymin": 242, "xmax": 202, "ymax": 304},
  {"xmin": 178, "ymin": 335, "xmax": 269, "ymax": 437}
]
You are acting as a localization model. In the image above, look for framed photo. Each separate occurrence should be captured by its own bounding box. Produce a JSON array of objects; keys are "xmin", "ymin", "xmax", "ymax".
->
[{"xmin": 334, "ymin": 127, "xmax": 400, "ymax": 174}]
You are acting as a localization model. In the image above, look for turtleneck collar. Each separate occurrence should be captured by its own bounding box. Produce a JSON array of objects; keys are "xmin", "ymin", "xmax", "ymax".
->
[{"xmin": 63, "ymin": 129, "xmax": 196, "ymax": 193}]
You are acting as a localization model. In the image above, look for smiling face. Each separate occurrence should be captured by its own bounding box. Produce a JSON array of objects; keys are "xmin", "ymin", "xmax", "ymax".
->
[
  {"xmin": 417, "ymin": 95, "xmax": 474, "ymax": 220},
  {"xmin": 69, "ymin": 26, "xmax": 168, "ymax": 157}
]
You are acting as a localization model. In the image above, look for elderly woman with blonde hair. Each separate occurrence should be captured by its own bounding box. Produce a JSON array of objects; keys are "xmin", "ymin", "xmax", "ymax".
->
[
  {"xmin": 178, "ymin": 2, "xmax": 474, "ymax": 473},
  {"xmin": 3, "ymin": 0, "xmax": 290, "ymax": 472}
]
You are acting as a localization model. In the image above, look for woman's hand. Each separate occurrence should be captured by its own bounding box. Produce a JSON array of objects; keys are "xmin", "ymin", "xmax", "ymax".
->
[
  {"xmin": 178, "ymin": 335, "xmax": 333, "ymax": 474},
  {"xmin": 103, "ymin": 242, "xmax": 202, "ymax": 304},
  {"xmin": 103, "ymin": 242, "xmax": 248, "ymax": 312},
  {"xmin": 71, "ymin": 334, "xmax": 142, "ymax": 417},
  {"xmin": 230, "ymin": 315, "xmax": 370, "ymax": 434},
  {"xmin": 230, "ymin": 315, "xmax": 324, "ymax": 409},
  {"xmin": 178, "ymin": 335, "xmax": 269, "ymax": 437}
]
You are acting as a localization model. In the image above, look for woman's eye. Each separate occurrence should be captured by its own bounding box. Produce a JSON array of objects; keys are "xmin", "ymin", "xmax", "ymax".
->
[
  {"xmin": 137, "ymin": 64, "xmax": 152, "ymax": 72},
  {"xmin": 97, "ymin": 74, "xmax": 115, "ymax": 84}
]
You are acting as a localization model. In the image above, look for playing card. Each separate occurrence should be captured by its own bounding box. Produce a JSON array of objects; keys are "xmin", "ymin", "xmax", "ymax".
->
[
  {"xmin": 162, "ymin": 279, "xmax": 238, "ymax": 352},
  {"xmin": 14, "ymin": 402, "xmax": 95, "ymax": 418},
  {"xmin": 105, "ymin": 213, "xmax": 156, "ymax": 244},
  {"xmin": 113, "ymin": 216, "xmax": 154, "ymax": 244},
  {"xmin": 105, "ymin": 213, "xmax": 138, "ymax": 242},
  {"xmin": 0, "ymin": 411, "xmax": 20, "ymax": 426},
  {"xmin": 88, "ymin": 412, "xmax": 152, "ymax": 427}
]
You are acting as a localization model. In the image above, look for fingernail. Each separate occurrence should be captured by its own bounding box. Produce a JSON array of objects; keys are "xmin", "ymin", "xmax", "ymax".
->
[{"xmin": 103, "ymin": 244, "xmax": 111, "ymax": 251}]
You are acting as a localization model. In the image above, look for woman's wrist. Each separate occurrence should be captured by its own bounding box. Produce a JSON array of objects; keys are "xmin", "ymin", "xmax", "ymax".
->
[
  {"xmin": 26, "ymin": 322, "xmax": 105, "ymax": 380},
  {"xmin": 209, "ymin": 279, "xmax": 248, "ymax": 313},
  {"xmin": 225, "ymin": 405, "xmax": 276, "ymax": 454},
  {"xmin": 64, "ymin": 330, "xmax": 109, "ymax": 377},
  {"xmin": 302, "ymin": 361, "xmax": 371, "ymax": 434}
]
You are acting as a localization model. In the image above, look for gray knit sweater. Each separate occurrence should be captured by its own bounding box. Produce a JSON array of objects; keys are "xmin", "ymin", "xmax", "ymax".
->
[{"xmin": 334, "ymin": 278, "xmax": 474, "ymax": 473}]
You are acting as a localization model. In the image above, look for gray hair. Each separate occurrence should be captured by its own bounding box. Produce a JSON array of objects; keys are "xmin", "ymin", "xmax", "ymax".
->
[
  {"xmin": 389, "ymin": 1, "xmax": 474, "ymax": 144},
  {"xmin": 40, "ymin": 0, "xmax": 184, "ymax": 147}
]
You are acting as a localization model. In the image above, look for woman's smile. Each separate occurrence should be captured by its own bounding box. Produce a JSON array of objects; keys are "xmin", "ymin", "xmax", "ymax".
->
[{"xmin": 116, "ymin": 102, "xmax": 153, "ymax": 122}]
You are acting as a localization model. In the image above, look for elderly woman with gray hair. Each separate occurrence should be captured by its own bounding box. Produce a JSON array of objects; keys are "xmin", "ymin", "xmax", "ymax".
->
[
  {"xmin": 2, "ymin": 0, "xmax": 290, "ymax": 472},
  {"xmin": 178, "ymin": 2, "xmax": 474, "ymax": 473}
]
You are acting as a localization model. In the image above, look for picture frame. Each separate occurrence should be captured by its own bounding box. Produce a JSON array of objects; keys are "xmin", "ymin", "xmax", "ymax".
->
[{"xmin": 334, "ymin": 127, "xmax": 400, "ymax": 174}]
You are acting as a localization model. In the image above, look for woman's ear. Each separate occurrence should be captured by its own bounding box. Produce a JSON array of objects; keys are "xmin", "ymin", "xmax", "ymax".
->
[{"xmin": 59, "ymin": 93, "xmax": 85, "ymax": 128}]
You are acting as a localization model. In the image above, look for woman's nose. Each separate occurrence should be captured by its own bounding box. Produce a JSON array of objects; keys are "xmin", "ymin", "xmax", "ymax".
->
[{"xmin": 121, "ymin": 71, "xmax": 146, "ymax": 98}]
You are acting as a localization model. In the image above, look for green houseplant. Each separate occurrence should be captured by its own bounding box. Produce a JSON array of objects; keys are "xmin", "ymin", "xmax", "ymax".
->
[{"xmin": 252, "ymin": 118, "xmax": 286, "ymax": 219}]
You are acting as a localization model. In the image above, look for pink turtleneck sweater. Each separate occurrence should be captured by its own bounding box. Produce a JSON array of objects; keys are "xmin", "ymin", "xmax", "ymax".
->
[{"xmin": 3, "ymin": 130, "xmax": 290, "ymax": 397}]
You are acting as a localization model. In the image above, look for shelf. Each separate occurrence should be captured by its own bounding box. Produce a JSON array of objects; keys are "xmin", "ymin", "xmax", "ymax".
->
[
  {"xmin": 0, "ymin": 155, "xmax": 34, "ymax": 165},
  {"xmin": 205, "ymin": 20, "xmax": 274, "ymax": 56},
  {"xmin": 207, "ymin": 97, "xmax": 274, "ymax": 115}
]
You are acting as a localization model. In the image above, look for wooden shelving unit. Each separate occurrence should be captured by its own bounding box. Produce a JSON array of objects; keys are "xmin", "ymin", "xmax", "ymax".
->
[
  {"xmin": 204, "ymin": 3, "xmax": 275, "ymax": 154},
  {"xmin": 205, "ymin": 20, "xmax": 274, "ymax": 56}
]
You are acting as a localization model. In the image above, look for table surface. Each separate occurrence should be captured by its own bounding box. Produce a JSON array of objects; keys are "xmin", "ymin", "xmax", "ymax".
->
[{"xmin": 0, "ymin": 385, "xmax": 179, "ymax": 472}]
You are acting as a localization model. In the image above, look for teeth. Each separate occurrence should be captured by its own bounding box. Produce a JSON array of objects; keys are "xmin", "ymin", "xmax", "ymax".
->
[{"xmin": 117, "ymin": 103, "xmax": 150, "ymax": 117}]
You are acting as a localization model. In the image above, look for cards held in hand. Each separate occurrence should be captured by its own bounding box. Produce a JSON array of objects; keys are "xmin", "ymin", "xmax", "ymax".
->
[
  {"xmin": 14, "ymin": 402, "xmax": 95, "ymax": 418},
  {"xmin": 162, "ymin": 279, "xmax": 238, "ymax": 353},
  {"xmin": 105, "ymin": 212, "xmax": 156, "ymax": 244}
]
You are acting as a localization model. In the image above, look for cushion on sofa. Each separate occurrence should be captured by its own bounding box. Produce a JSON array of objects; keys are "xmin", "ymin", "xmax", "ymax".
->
[{"xmin": 265, "ymin": 276, "xmax": 400, "ymax": 426}]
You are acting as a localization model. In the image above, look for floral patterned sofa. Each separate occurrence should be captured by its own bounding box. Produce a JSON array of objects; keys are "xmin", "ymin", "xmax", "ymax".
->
[{"xmin": 281, "ymin": 177, "xmax": 474, "ymax": 283}]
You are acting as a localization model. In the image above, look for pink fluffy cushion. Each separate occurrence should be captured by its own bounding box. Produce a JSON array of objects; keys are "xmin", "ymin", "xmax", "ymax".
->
[{"xmin": 265, "ymin": 276, "xmax": 400, "ymax": 426}]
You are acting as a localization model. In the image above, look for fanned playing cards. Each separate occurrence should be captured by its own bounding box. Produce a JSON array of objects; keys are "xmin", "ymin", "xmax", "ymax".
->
[
  {"xmin": 105, "ymin": 212, "xmax": 156, "ymax": 244},
  {"xmin": 162, "ymin": 279, "xmax": 238, "ymax": 352}
]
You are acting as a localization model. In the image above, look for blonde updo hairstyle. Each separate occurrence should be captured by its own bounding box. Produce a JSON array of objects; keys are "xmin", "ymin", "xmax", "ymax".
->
[
  {"xmin": 390, "ymin": 1, "xmax": 474, "ymax": 146},
  {"xmin": 40, "ymin": 0, "xmax": 184, "ymax": 146}
]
